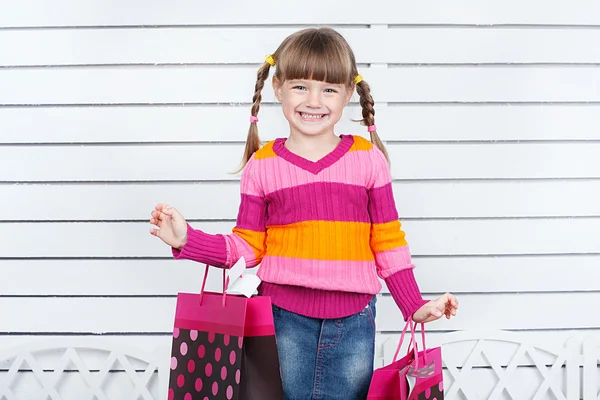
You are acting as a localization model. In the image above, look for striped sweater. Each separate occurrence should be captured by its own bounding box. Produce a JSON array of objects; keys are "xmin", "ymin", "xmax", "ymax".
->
[{"xmin": 173, "ymin": 134, "xmax": 427, "ymax": 320}]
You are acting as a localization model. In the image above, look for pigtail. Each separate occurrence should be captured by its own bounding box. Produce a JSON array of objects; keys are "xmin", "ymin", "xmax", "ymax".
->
[
  {"xmin": 236, "ymin": 61, "xmax": 273, "ymax": 173},
  {"xmin": 355, "ymin": 80, "xmax": 390, "ymax": 164}
]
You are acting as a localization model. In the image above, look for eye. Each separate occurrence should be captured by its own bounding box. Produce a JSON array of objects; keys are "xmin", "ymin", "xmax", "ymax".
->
[
  {"xmin": 292, "ymin": 85, "xmax": 307, "ymax": 91},
  {"xmin": 324, "ymin": 88, "xmax": 338, "ymax": 93}
]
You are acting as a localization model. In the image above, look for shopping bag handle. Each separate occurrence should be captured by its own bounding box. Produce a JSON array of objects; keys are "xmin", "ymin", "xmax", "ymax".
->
[
  {"xmin": 393, "ymin": 319, "xmax": 417, "ymax": 362},
  {"xmin": 392, "ymin": 319, "xmax": 427, "ymax": 369},
  {"xmin": 406, "ymin": 324, "xmax": 427, "ymax": 360},
  {"xmin": 407, "ymin": 323, "xmax": 428, "ymax": 367},
  {"xmin": 199, "ymin": 264, "xmax": 230, "ymax": 308}
]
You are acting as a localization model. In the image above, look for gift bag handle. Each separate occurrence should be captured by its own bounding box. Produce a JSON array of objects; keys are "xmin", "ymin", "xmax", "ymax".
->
[
  {"xmin": 407, "ymin": 325, "xmax": 427, "ymax": 360},
  {"xmin": 199, "ymin": 264, "xmax": 230, "ymax": 308},
  {"xmin": 392, "ymin": 319, "xmax": 427, "ymax": 370},
  {"xmin": 407, "ymin": 324, "xmax": 428, "ymax": 366},
  {"xmin": 392, "ymin": 319, "xmax": 418, "ymax": 363}
]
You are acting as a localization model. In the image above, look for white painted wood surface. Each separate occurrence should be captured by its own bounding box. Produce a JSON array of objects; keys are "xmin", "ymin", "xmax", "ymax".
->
[
  {"xmin": 1, "ymin": 143, "xmax": 599, "ymax": 181},
  {"xmin": 2, "ymin": 27, "xmax": 600, "ymax": 66},
  {"xmin": 2, "ymin": 67, "xmax": 599, "ymax": 104},
  {"xmin": 1, "ymin": 0, "xmax": 599, "ymax": 397},
  {"xmin": 1, "ymin": 0, "xmax": 599, "ymax": 26},
  {"xmin": 3, "ymin": 105, "xmax": 600, "ymax": 143}
]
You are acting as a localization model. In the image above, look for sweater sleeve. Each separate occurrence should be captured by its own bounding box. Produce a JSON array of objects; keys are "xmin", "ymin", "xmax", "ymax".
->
[
  {"xmin": 172, "ymin": 156, "xmax": 267, "ymax": 269},
  {"xmin": 367, "ymin": 148, "xmax": 428, "ymax": 320}
]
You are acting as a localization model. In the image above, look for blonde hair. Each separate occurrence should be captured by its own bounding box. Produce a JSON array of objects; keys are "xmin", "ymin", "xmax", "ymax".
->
[{"xmin": 239, "ymin": 27, "xmax": 389, "ymax": 170}]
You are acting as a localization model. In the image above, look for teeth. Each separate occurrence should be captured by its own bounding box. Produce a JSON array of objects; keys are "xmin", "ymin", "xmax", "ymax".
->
[{"xmin": 301, "ymin": 113, "xmax": 324, "ymax": 119}]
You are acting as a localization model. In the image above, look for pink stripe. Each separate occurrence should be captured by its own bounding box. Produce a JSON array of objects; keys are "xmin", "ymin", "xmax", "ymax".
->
[
  {"xmin": 239, "ymin": 157, "xmax": 262, "ymax": 196},
  {"xmin": 257, "ymin": 256, "xmax": 382, "ymax": 294},
  {"xmin": 236, "ymin": 193, "xmax": 267, "ymax": 231},
  {"xmin": 254, "ymin": 149, "xmax": 376, "ymax": 194},
  {"xmin": 368, "ymin": 183, "xmax": 399, "ymax": 224},
  {"xmin": 223, "ymin": 233, "xmax": 262, "ymax": 268},
  {"xmin": 375, "ymin": 246, "xmax": 413, "ymax": 279},
  {"xmin": 370, "ymin": 147, "xmax": 393, "ymax": 188},
  {"xmin": 175, "ymin": 320, "xmax": 274, "ymax": 337},
  {"xmin": 174, "ymin": 292, "xmax": 247, "ymax": 335},
  {"xmin": 174, "ymin": 319, "xmax": 245, "ymax": 337},
  {"xmin": 266, "ymin": 182, "xmax": 370, "ymax": 225}
]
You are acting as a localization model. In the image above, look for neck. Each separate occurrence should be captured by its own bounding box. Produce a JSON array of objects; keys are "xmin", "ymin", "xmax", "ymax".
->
[
  {"xmin": 287, "ymin": 131, "xmax": 339, "ymax": 149},
  {"xmin": 285, "ymin": 132, "xmax": 342, "ymax": 162}
]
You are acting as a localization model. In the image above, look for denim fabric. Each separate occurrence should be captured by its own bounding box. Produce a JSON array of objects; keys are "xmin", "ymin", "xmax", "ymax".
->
[{"xmin": 272, "ymin": 296, "xmax": 377, "ymax": 400}]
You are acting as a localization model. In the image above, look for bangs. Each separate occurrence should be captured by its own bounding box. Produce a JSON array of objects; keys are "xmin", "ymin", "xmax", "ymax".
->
[{"xmin": 276, "ymin": 30, "xmax": 354, "ymax": 85}]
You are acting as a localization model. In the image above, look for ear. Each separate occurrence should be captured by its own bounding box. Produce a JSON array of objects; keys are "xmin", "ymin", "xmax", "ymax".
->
[
  {"xmin": 345, "ymin": 85, "xmax": 355, "ymax": 106},
  {"xmin": 272, "ymin": 76, "xmax": 283, "ymax": 102}
]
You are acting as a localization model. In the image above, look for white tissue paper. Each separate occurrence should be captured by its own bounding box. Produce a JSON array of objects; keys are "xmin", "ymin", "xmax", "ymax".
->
[{"xmin": 225, "ymin": 257, "xmax": 262, "ymax": 298}]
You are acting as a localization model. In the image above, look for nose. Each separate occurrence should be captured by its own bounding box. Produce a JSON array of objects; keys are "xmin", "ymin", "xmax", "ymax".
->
[{"xmin": 306, "ymin": 90, "xmax": 323, "ymax": 108}]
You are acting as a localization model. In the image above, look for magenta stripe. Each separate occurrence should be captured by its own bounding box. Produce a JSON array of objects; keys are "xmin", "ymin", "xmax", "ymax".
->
[
  {"xmin": 174, "ymin": 319, "xmax": 245, "ymax": 337},
  {"xmin": 265, "ymin": 182, "xmax": 370, "ymax": 225},
  {"xmin": 173, "ymin": 226, "xmax": 228, "ymax": 267},
  {"xmin": 244, "ymin": 324, "xmax": 276, "ymax": 337},
  {"xmin": 272, "ymin": 135, "xmax": 354, "ymax": 174},
  {"xmin": 236, "ymin": 193, "xmax": 267, "ymax": 231},
  {"xmin": 368, "ymin": 183, "xmax": 399, "ymax": 224},
  {"xmin": 258, "ymin": 256, "xmax": 382, "ymax": 294},
  {"xmin": 175, "ymin": 320, "xmax": 275, "ymax": 337}
]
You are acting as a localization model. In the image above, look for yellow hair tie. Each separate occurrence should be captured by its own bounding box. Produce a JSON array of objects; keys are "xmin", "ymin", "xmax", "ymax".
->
[
  {"xmin": 354, "ymin": 74, "xmax": 363, "ymax": 84},
  {"xmin": 265, "ymin": 55, "xmax": 275, "ymax": 66}
]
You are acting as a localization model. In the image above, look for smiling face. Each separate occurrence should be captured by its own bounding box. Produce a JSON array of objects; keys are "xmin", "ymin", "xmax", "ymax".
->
[
  {"xmin": 274, "ymin": 78, "xmax": 354, "ymax": 137},
  {"xmin": 267, "ymin": 28, "xmax": 359, "ymax": 139}
]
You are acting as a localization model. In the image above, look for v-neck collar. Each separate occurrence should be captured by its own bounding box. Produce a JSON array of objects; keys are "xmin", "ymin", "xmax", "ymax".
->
[{"xmin": 272, "ymin": 134, "xmax": 354, "ymax": 175}]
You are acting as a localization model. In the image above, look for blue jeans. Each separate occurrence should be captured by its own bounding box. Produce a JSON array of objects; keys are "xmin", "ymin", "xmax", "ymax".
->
[{"xmin": 272, "ymin": 296, "xmax": 377, "ymax": 400}]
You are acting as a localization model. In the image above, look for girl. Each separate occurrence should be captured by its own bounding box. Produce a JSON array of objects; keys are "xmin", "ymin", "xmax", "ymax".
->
[{"xmin": 150, "ymin": 27, "xmax": 458, "ymax": 399}]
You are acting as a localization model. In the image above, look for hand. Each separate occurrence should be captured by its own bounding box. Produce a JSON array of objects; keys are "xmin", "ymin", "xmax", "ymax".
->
[
  {"xmin": 412, "ymin": 292, "xmax": 459, "ymax": 324},
  {"xmin": 149, "ymin": 204, "xmax": 188, "ymax": 249}
]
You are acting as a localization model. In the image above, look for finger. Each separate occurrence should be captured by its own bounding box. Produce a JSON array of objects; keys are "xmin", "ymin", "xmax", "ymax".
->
[
  {"xmin": 448, "ymin": 294, "xmax": 459, "ymax": 307},
  {"xmin": 155, "ymin": 203, "xmax": 167, "ymax": 211},
  {"xmin": 436, "ymin": 298, "xmax": 447, "ymax": 311},
  {"xmin": 447, "ymin": 305, "xmax": 457, "ymax": 317},
  {"xmin": 150, "ymin": 218, "xmax": 162, "ymax": 228},
  {"xmin": 159, "ymin": 211, "xmax": 172, "ymax": 221},
  {"xmin": 150, "ymin": 228, "xmax": 160, "ymax": 237},
  {"xmin": 162, "ymin": 206, "xmax": 174, "ymax": 216},
  {"xmin": 450, "ymin": 305, "xmax": 458, "ymax": 314}
]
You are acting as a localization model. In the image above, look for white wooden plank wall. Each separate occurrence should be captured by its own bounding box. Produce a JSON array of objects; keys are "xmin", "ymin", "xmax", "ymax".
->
[{"xmin": 1, "ymin": 0, "xmax": 599, "ymax": 398}]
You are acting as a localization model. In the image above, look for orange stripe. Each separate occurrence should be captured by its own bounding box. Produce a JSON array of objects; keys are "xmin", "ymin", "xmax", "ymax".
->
[
  {"xmin": 253, "ymin": 141, "xmax": 277, "ymax": 160},
  {"xmin": 266, "ymin": 221, "xmax": 374, "ymax": 261},
  {"xmin": 348, "ymin": 135, "xmax": 373, "ymax": 152},
  {"xmin": 232, "ymin": 228, "xmax": 266, "ymax": 259},
  {"xmin": 370, "ymin": 220, "xmax": 408, "ymax": 252}
]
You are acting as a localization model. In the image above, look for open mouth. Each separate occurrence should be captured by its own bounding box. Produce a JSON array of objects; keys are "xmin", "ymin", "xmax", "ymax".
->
[{"xmin": 298, "ymin": 112, "xmax": 327, "ymax": 120}]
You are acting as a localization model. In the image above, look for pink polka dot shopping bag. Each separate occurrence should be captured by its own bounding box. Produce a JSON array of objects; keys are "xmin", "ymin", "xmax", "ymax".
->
[
  {"xmin": 168, "ymin": 265, "xmax": 284, "ymax": 399},
  {"xmin": 367, "ymin": 319, "xmax": 444, "ymax": 400}
]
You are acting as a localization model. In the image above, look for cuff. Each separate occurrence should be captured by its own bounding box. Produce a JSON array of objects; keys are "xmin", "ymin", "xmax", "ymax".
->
[
  {"xmin": 171, "ymin": 224, "xmax": 228, "ymax": 267},
  {"xmin": 385, "ymin": 268, "xmax": 428, "ymax": 321}
]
